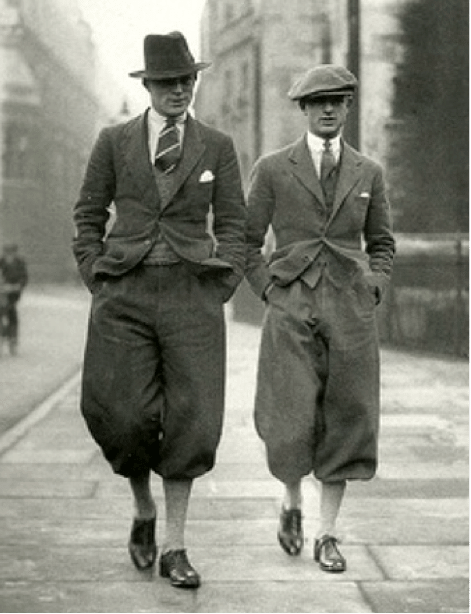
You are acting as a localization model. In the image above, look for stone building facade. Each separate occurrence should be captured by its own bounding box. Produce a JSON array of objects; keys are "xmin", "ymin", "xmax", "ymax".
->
[
  {"xmin": 195, "ymin": 0, "xmax": 410, "ymax": 186},
  {"xmin": 0, "ymin": 0, "xmax": 118, "ymax": 281},
  {"xmin": 196, "ymin": 0, "xmax": 468, "ymax": 228},
  {"xmin": 196, "ymin": 0, "xmax": 359, "ymax": 189}
]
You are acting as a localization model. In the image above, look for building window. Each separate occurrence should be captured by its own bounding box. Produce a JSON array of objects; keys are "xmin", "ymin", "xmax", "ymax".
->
[
  {"xmin": 320, "ymin": 13, "xmax": 332, "ymax": 63},
  {"xmin": 237, "ymin": 62, "xmax": 250, "ymax": 114},
  {"xmin": 224, "ymin": 69, "xmax": 233, "ymax": 98},
  {"xmin": 241, "ymin": 61, "xmax": 250, "ymax": 90},
  {"xmin": 3, "ymin": 124, "xmax": 30, "ymax": 179},
  {"xmin": 51, "ymin": 147, "xmax": 66, "ymax": 198},
  {"xmin": 240, "ymin": 152, "xmax": 250, "ymax": 182},
  {"xmin": 210, "ymin": 0, "xmax": 219, "ymax": 27},
  {"xmin": 221, "ymin": 69, "xmax": 233, "ymax": 124},
  {"xmin": 224, "ymin": 2, "xmax": 234, "ymax": 24},
  {"xmin": 241, "ymin": 0, "xmax": 252, "ymax": 15}
]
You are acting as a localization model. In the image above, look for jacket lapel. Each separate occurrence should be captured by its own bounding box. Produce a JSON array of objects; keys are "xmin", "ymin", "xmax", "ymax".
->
[
  {"xmin": 160, "ymin": 115, "xmax": 205, "ymax": 211},
  {"xmin": 331, "ymin": 141, "xmax": 362, "ymax": 218},
  {"xmin": 123, "ymin": 110, "xmax": 153, "ymax": 188},
  {"xmin": 289, "ymin": 136, "xmax": 325, "ymax": 206}
]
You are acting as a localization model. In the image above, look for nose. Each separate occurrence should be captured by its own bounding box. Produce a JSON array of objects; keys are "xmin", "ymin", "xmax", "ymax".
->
[
  {"xmin": 323, "ymin": 101, "xmax": 334, "ymax": 112},
  {"xmin": 172, "ymin": 80, "xmax": 184, "ymax": 93}
]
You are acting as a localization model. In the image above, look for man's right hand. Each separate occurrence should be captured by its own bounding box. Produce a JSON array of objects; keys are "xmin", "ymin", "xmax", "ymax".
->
[{"xmin": 262, "ymin": 281, "xmax": 276, "ymax": 302}]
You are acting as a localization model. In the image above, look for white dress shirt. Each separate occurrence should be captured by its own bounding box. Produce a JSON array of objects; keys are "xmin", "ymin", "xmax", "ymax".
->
[
  {"xmin": 147, "ymin": 107, "xmax": 187, "ymax": 162},
  {"xmin": 306, "ymin": 132, "xmax": 341, "ymax": 177}
]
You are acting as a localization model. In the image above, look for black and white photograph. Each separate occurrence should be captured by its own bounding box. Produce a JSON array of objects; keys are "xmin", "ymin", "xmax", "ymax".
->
[{"xmin": 0, "ymin": 0, "xmax": 468, "ymax": 612}]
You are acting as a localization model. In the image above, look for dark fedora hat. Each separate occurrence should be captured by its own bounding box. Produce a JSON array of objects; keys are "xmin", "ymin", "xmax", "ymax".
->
[{"xmin": 129, "ymin": 32, "xmax": 210, "ymax": 79}]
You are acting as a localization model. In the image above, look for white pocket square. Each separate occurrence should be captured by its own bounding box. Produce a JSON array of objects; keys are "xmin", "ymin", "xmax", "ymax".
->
[
  {"xmin": 199, "ymin": 170, "xmax": 214, "ymax": 183},
  {"xmin": 360, "ymin": 191, "xmax": 370, "ymax": 198}
]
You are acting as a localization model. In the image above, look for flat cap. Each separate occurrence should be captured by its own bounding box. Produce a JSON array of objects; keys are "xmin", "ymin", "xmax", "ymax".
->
[{"xmin": 288, "ymin": 64, "xmax": 357, "ymax": 101}]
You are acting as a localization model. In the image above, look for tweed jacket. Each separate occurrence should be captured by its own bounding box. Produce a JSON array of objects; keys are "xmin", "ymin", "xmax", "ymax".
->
[
  {"xmin": 245, "ymin": 136, "xmax": 395, "ymax": 299},
  {"xmin": 73, "ymin": 112, "xmax": 246, "ymax": 295}
]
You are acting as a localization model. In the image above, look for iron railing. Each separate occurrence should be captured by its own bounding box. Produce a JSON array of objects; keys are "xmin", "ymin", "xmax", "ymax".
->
[
  {"xmin": 377, "ymin": 234, "xmax": 468, "ymax": 357},
  {"xmin": 233, "ymin": 234, "xmax": 469, "ymax": 358}
]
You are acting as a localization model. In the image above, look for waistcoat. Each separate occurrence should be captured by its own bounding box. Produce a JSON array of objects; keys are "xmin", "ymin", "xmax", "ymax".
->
[{"xmin": 143, "ymin": 166, "xmax": 181, "ymax": 265}]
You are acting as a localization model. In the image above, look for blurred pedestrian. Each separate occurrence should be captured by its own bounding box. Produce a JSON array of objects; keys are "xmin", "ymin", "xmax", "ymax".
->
[
  {"xmin": 0, "ymin": 243, "xmax": 28, "ymax": 355},
  {"xmin": 245, "ymin": 65, "xmax": 395, "ymax": 572},
  {"xmin": 73, "ymin": 32, "xmax": 246, "ymax": 588},
  {"xmin": 0, "ymin": 274, "xmax": 8, "ymax": 355}
]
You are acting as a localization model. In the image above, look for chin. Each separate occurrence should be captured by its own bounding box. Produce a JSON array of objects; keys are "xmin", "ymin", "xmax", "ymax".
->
[{"xmin": 320, "ymin": 127, "xmax": 339, "ymax": 137}]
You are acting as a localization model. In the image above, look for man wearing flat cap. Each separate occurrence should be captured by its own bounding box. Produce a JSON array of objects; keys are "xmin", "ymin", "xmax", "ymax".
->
[
  {"xmin": 245, "ymin": 64, "xmax": 395, "ymax": 572},
  {"xmin": 73, "ymin": 32, "xmax": 246, "ymax": 588}
]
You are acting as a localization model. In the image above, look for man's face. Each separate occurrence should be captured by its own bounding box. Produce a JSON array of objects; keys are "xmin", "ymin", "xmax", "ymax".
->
[
  {"xmin": 303, "ymin": 95, "xmax": 351, "ymax": 139},
  {"xmin": 147, "ymin": 74, "xmax": 196, "ymax": 117}
]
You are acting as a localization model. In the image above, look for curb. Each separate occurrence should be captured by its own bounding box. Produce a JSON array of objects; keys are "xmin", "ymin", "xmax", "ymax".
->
[{"xmin": 0, "ymin": 370, "xmax": 81, "ymax": 456}]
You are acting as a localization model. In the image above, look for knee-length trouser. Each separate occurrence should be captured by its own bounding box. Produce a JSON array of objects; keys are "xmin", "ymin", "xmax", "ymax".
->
[
  {"xmin": 254, "ymin": 276, "xmax": 380, "ymax": 484},
  {"xmin": 81, "ymin": 263, "xmax": 226, "ymax": 479}
]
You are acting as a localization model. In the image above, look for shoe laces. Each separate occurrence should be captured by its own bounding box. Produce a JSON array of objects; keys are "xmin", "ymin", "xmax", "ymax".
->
[{"xmin": 283, "ymin": 508, "xmax": 302, "ymax": 534}]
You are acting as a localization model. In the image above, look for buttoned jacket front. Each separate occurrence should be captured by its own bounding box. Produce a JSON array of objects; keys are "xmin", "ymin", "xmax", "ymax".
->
[
  {"xmin": 245, "ymin": 135, "xmax": 395, "ymax": 299},
  {"xmin": 73, "ymin": 111, "xmax": 246, "ymax": 295}
]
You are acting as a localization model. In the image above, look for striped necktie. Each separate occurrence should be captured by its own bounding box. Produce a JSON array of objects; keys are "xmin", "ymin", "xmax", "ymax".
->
[
  {"xmin": 155, "ymin": 118, "xmax": 180, "ymax": 174},
  {"xmin": 320, "ymin": 139, "xmax": 337, "ymax": 212}
]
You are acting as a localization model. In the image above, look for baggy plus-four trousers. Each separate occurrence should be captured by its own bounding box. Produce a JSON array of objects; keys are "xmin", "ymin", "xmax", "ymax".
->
[
  {"xmin": 255, "ymin": 274, "xmax": 380, "ymax": 484},
  {"xmin": 81, "ymin": 263, "xmax": 226, "ymax": 479}
]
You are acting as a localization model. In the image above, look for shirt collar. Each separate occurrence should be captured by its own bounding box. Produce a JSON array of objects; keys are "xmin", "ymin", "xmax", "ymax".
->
[
  {"xmin": 307, "ymin": 131, "xmax": 341, "ymax": 156},
  {"xmin": 148, "ymin": 107, "xmax": 187, "ymax": 131}
]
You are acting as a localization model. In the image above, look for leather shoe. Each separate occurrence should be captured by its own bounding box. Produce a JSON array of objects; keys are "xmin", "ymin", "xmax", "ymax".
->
[
  {"xmin": 159, "ymin": 549, "xmax": 201, "ymax": 588},
  {"xmin": 128, "ymin": 516, "xmax": 157, "ymax": 570},
  {"xmin": 314, "ymin": 534, "xmax": 346, "ymax": 573},
  {"xmin": 277, "ymin": 507, "xmax": 304, "ymax": 556}
]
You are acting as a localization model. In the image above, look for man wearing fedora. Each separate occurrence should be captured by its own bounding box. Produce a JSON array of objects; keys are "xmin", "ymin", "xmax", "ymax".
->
[
  {"xmin": 73, "ymin": 32, "xmax": 246, "ymax": 588},
  {"xmin": 245, "ymin": 65, "xmax": 395, "ymax": 572}
]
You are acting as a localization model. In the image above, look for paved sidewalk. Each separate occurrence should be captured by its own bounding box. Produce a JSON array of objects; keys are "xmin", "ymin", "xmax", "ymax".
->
[
  {"xmin": 0, "ymin": 316, "xmax": 468, "ymax": 613},
  {"xmin": 0, "ymin": 284, "xmax": 89, "ymax": 435}
]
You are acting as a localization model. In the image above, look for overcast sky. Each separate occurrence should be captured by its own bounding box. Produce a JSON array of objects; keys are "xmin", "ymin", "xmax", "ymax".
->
[{"xmin": 78, "ymin": 0, "xmax": 207, "ymax": 111}]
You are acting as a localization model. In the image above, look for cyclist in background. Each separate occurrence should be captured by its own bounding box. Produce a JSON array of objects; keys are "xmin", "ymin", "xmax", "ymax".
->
[{"xmin": 0, "ymin": 243, "xmax": 28, "ymax": 355}]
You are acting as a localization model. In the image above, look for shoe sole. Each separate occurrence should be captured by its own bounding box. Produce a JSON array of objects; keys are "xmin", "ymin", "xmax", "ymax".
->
[
  {"xmin": 318, "ymin": 562, "xmax": 347, "ymax": 573},
  {"xmin": 159, "ymin": 568, "xmax": 200, "ymax": 588},
  {"xmin": 314, "ymin": 540, "xmax": 346, "ymax": 573}
]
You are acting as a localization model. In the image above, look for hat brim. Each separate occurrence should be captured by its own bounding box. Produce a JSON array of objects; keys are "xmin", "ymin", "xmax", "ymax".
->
[
  {"xmin": 129, "ymin": 62, "xmax": 211, "ymax": 79},
  {"xmin": 291, "ymin": 87, "xmax": 355, "ymax": 101}
]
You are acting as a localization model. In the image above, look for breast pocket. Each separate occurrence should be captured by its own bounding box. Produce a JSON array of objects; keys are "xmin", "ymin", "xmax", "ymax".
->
[{"xmin": 198, "ymin": 181, "xmax": 214, "ymax": 201}]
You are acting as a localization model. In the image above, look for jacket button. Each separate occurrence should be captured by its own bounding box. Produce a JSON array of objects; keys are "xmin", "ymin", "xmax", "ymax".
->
[{"xmin": 303, "ymin": 255, "xmax": 311, "ymax": 262}]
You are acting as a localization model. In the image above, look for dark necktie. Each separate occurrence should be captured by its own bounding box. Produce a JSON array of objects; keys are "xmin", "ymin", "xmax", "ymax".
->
[
  {"xmin": 155, "ymin": 119, "xmax": 180, "ymax": 174},
  {"xmin": 320, "ymin": 139, "xmax": 337, "ymax": 212}
]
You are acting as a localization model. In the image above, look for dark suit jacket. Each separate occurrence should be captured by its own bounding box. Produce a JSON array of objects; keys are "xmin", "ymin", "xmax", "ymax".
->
[
  {"xmin": 73, "ymin": 112, "xmax": 246, "ymax": 297},
  {"xmin": 245, "ymin": 136, "xmax": 395, "ymax": 299}
]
